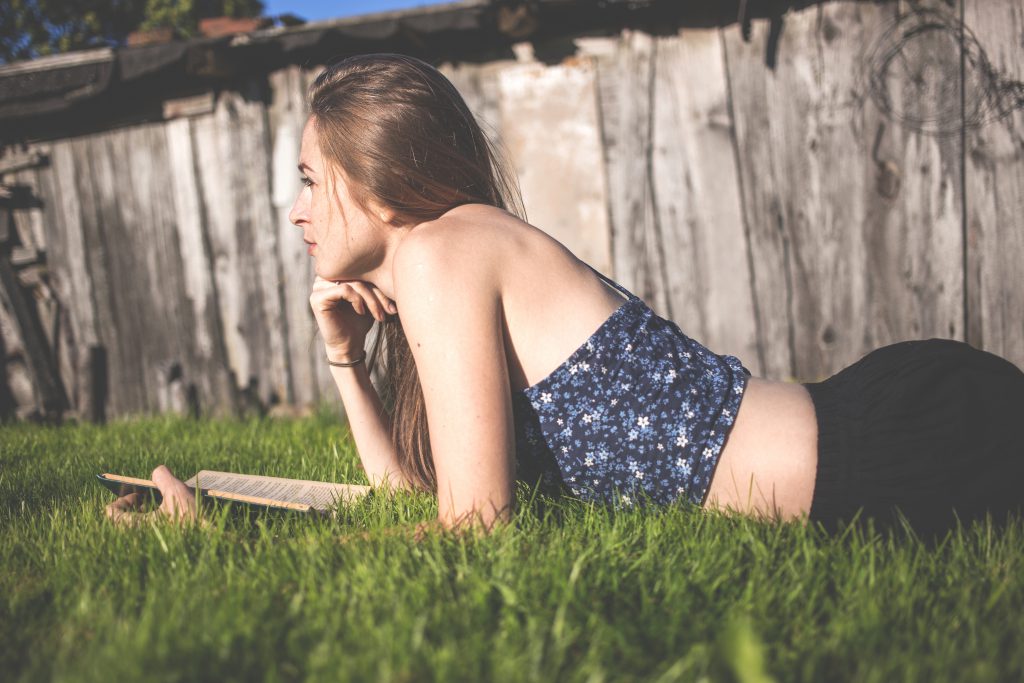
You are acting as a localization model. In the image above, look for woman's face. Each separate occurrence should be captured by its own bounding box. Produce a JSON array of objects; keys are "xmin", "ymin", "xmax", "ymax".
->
[{"xmin": 289, "ymin": 117, "xmax": 388, "ymax": 281}]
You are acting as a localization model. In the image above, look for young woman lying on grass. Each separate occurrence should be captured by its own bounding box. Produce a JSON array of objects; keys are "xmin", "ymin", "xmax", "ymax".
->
[{"xmin": 106, "ymin": 53, "xmax": 1024, "ymax": 542}]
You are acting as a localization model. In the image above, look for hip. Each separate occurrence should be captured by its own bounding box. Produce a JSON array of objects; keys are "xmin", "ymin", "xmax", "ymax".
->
[
  {"xmin": 801, "ymin": 338, "xmax": 1024, "ymax": 535},
  {"xmin": 703, "ymin": 376, "xmax": 819, "ymax": 520}
]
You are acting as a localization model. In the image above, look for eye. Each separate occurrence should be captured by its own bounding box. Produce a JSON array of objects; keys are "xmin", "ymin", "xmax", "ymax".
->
[{"xmin": 300, "ymin": 176, "xmax": 313, "ymax": 188}]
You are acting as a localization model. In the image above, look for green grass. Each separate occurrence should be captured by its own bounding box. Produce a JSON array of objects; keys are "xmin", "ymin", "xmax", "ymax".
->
[{"xmin": 1, "ymin": 413, "xmax": 1021, "ymax": 683}]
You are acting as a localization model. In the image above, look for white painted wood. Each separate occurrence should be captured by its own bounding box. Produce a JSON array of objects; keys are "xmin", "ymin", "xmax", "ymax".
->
[
  {"xmin": 166, "ymin": 118, "xmax": 215, "ymax": 360},
  {"xmin": 165, "ymin": 117, "xmax": 237, "ymax": 416},
  {"xmin": 6, "ymin": 0, "xmax": 1024, "ymax": 419},
  {"xmin": 232, "ymin": 84, "xmax": 292, "ymax": 409},
  {"xmin": 48, "ymin": 141, "xmax": 99, "ymax": 350},
  {"xmin": 651, "ymin": 29, "xmax": 761, "ymax": 374},
  {"xmin": 34, "ymin": 143, "xmax": 86, "ymax": 415},
  {"xmin": 964, "ymin": 0, "xmax": 1024, "ymax": 369},
  {"xmin": 0, "ymin": 270, "xmax": 36, "ymax": 415},
  {"xmin": 723, "ymin": 2, "xmax": 963, "ymax": 381},
  {"xmin": 497, "ymin": 56, "xmax": 613, "ymax": 274},
  {"xmin": 591, "ymin": 30, "xmax": 667, "ymax": 311},
  {"xmin": 269, "ymin": 65, "xmax": 321, "ymax": 408},
  {"xmin": 192, "ymin": 99, "xmax": 253, "ymax": 394},
  {"xmin": 439, "ymin": 59, "xmax": 512, "ymax": 152},
  {"xmin": 71, "ymin": 131, "xmax": 147, "ymax": 414}
]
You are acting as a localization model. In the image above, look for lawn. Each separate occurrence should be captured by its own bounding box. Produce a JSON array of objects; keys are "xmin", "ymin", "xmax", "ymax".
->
[{"xmin": 1, "ymin": 413, "xmax": 1021, "ymax": 682}]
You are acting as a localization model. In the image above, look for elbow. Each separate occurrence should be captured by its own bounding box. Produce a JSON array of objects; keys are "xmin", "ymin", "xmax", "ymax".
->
[{"xmin": 367, "ymin": 468, "xmax": 421, "ymax": 495}]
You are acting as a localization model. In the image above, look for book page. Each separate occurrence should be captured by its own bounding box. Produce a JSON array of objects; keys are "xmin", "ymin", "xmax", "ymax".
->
[{"xmin": 182, "ymin": 471, "xmax": 371, "ymax": 512}]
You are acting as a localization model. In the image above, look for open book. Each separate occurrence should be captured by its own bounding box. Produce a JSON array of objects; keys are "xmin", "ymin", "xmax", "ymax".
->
[{"xmin": 97, "ymin": 470, "xmax": 371, "ymax": 514}]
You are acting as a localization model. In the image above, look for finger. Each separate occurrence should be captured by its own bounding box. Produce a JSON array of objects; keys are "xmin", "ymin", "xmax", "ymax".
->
[
  {"xmin": 106, "ymin": 492, "xmax": 146, "ymax": 517},
  {"xmin": 106, "ymin": 500, "xmax": 132, "ymax": 523},
  {"xmin": 160, "ymin": 493, "xmax": 197, "ymax": 522},
  {"xmin": 346, "ymin": 281, "xmax": 387, "ymax": 321},
  {"xmin": 107, "ymin": 507, "xmax": 159, "ymax": 529},
  {"xmin": 354, "ymin": 281, "xmax": 392, "ymax": 321},
  {"xmin": 151, "ymin": 464, "xmax": 183, "ymax": 494},
  {"xmin": 152, "ymin": 465, "xmax": 197, "ymax": 520},
  {"xmin": 370, "ymin": 286, "xmax": 398, "ymax": 317},
  {"xmin": 311, "ymin": 283, "xmax": 365, "ymax": 315}
]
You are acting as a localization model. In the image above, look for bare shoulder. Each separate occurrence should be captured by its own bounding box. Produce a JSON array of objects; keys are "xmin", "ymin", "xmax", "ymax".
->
[
  {"xmin": 393, "ymin": 203, "xmax": 525, "ymax": 293},
  {"xmin": 392, "ymin": 202, "xmax": 628, "ymax": 392}
]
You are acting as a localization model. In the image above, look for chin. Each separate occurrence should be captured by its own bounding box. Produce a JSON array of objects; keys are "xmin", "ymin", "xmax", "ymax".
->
[{"xmin": 315, "ymin": 264, "xmax": 355, "ymax": 282}]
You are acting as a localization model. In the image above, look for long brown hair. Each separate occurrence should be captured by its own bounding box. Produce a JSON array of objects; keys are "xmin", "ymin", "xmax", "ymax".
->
[{"xmin": 307, "ymin": 53, "xmax": 525, "ymax": 493}]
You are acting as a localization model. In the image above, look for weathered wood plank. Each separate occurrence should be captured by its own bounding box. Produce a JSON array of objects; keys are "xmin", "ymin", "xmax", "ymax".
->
[
  {"xmin": 439, "ymin": 59, "xmax": 510, "ymax": 153},
  {"xmin": 165, "ymin": 117, "xmax": 237, "ymax": 417},
  {"xmin": 10, "ymin": 0, "xmax": 1024, "ymax": 421},
  {"xmin": 123, "ymin": 122, "xmax": 209, "ymax": 416},
  {"xmin": 650, "ymin": 29, "xmax": 761, "ymax": 373},
  {"xmin": 878, "ymin": 0, "xmax": 965, "ymax": 346},
  {"xmin": 0, "ymin": 233, "xmax": 67, "ymax": 416},
  {"xmin": 497, "ymin": 54, "xmax": 613, "ymax": 274},
  {"xmin": 963, "ymin": 0, "xmax": 1024, "ymax": 369},
  {"xmin": 590, "ymin": 31, "xmax": 668, "ymax": 311},
  {"xmin": 0, "ymin": 247, "xmax": 36, "ymax": 417},
  {"xmin": 94, "ymin": 127, "xmax": 159, "ymax": 414},
  {"xmin": 0, "ymin": 278, "xmax": 28, "ymax": 421},
  {"xmin": 233, "ymin": 81, "xmax": 292, "ymax": 411},
  {"xmin": 38, "ymin": 141, "xmax": 97, "ymax": 416},
  {"xmin": 7, "ymin": 167, "xmax": 47, "ymax": 250},
  {"xmin": 723, "ymin": 1, "xmax": 964, "ymax": 381},
  {"xmin": 268, "ymin": 66, "xmax": 322, "ymax": 410},
  {"xmin": 191, "ymin": 108, "xmax": 249, "ymax": 414},
  {"xmin": 192, "ymin": 98, "xmax": 253, "ymax": 408},
  {"xmin": 0, "ymin": 164, "xmax": 66, "ymax": 417},
  {"xmin": 296, "ymin": 66, "xmax": 348, "ymax": 408},
  {"xmin": 191, "ymin": 85, "xmax": 290, "ymax": 415},
  {"xmin": 70, "ymin": 132, "xmax": 138, "ymax": 414}
]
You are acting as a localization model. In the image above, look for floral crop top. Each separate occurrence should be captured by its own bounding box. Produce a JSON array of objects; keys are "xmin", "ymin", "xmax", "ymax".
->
[{"xmin": 511, "ymin": 264, "xmax": 751, "ymax": 508}]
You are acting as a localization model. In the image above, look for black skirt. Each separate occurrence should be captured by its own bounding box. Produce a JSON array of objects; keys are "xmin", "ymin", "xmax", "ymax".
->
[{"xmin": 801, "ymin": 338, "xmax": 1024, "ymax": 540}]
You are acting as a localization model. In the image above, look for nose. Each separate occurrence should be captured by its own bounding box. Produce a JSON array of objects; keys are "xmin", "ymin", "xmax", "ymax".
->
[{"xmin": 288, "ymin": 190, "xmax": 308, "ymax": 228}]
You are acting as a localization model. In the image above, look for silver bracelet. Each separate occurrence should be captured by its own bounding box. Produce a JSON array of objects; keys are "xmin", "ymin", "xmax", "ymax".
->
[{"xmin": 327, "ymin": 350, "xmax": 366, "ymax": 367}]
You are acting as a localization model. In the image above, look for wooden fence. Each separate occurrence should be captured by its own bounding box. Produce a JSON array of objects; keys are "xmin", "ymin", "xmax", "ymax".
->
[{"xmin": 1, "ymin": 0, "xmax": 1021, "ymax": 421}]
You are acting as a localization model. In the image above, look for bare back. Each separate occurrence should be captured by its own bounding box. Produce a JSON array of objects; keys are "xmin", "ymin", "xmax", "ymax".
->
[
  {"xmin": 426, "ymin": 204, "xmax": 819, "ymax": 521},
  {"xmin": 433, "ymin": 204, "xmax": 626, "ymax": 394}
]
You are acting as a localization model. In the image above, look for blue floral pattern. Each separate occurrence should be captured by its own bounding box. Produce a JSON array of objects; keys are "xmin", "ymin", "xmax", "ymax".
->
[{"xmin": 511, "ymin": 268, "xmax": 751, "ymax": 508}]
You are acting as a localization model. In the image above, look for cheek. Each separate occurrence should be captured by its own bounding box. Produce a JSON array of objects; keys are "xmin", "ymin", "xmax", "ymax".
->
[{"xmin": 308, "ymin": 197, "xmax": 327, "ymax": 229}]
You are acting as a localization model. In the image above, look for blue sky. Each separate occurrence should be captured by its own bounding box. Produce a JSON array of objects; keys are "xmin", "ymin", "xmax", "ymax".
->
[{"xmin": 262, "ymin": 0, "xmax": 451, "ymax": 23}]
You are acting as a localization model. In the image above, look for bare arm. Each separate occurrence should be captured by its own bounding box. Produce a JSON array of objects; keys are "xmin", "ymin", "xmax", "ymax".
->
[
  {"xmin": 394, "ymin": 226, "xmax": 516, "ymax": 534},
  {"xmin": 328, "ymin": 358, "xmax": 416, "ymax": 492},
  {"xmin": 310, "ymin": 276, "xmax": 418, "ymax": 493}
]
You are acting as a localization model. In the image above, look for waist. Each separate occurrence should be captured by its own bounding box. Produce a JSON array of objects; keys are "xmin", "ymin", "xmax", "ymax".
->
[{"xmin": 704, "ymin": 377, "xmax": 819, "ymax": 520}]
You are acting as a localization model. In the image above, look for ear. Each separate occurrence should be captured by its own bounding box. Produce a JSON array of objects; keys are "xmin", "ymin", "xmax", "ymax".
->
[{"xmin": 368, "ymin": 198, "xmax": 398, "ymax": 226}]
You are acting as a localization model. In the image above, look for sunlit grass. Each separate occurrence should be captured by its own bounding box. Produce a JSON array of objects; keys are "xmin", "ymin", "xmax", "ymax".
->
[{"xmin": 1, "ymin": 413, "xmax": 1021, "ymax": 682}]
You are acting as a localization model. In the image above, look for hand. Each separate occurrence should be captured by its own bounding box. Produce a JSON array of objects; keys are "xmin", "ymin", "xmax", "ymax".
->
[
  {"xmin": 309, "ymin": 276, "xmax": 398, "ymax": 358},
  {"xmin": 105, "ymin": 465, "xmax": 203, "ymax": 527}
]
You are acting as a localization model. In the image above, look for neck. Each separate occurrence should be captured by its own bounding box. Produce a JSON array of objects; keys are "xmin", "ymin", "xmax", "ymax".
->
[{"xmin": 355, "ymin": 222, "xmax": 413, "ymax": 301}]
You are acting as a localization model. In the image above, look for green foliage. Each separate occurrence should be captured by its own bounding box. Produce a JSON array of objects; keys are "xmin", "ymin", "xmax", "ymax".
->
[
  {"xmin": 137, "ymin": 0, "xmax": 195, "ymax": 35},
  {"xmin": 1, "ymin": 0, "xmax": 144, "ymax": 60},
  {"xmin": 1, "ymin": 414, "xmax": 1023, "ymax": 682},
  {"xmin": 0, "ymin": 0, "xmax": 264, "ymax": 63}
]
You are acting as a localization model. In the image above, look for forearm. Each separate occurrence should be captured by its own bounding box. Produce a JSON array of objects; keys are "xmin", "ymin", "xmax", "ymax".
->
[{"xmin": 329, "ymin": 361, "xmax": 414, "ymax": 492}]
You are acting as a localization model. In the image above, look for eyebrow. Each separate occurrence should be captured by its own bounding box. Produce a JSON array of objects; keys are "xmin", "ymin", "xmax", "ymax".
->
[{"xmin": 297, "ymin": 162, "xmax": 314, "ymax": 174}]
